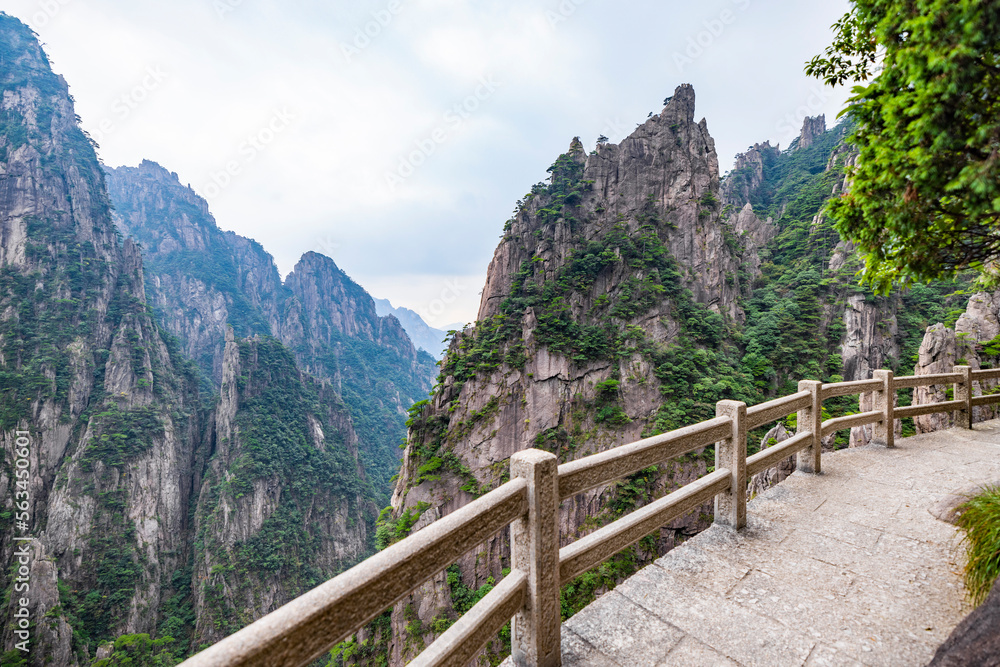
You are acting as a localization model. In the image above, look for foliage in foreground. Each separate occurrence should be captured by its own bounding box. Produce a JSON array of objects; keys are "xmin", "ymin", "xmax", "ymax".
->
[
  {"xmin": 807, "ymin": 0, "xmax": 1000, "ymax": 291},
  {"xmin": 957, "ymin": 485, "xmax": 1000, "ymax": 606}
]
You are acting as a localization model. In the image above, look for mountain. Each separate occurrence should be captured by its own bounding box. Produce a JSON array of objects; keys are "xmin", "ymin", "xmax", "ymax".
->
[
  {"xmin": 0, "ymin": 15, "xmax": 208, "ymax": 664},
  {"xmin": 376, "ymin": 90, "xmax": 968, "ymax": 664},
  {"xmin": 381, "ymin": 84, "xmax": 762, "ymax": 664},
  {"xmin": 0, "ymin": 16, "xmax": 394, "ymax": 665},
  {"xmin": 0, "ymin": 12, "xmax": 974, "ymax": 667},
  {"xmin": 104, "ymin": 160, "xmax": 438, "ymax": 496},
  {"xmin": 373, "ymin": 297, "xmax": 449, "ymax": 359}
]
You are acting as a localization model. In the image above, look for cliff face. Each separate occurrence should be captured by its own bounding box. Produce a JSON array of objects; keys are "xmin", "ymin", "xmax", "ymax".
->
[
  {"xmin": 796, "ymin": 114, "xmax": 827, "ymax": 151},
  {"xmin": 0, "ymin": 18, "xmax": 379, "ymax": 665},
  {"xmin": 721, "ymin": 141, "xmax": 781, "ymax": 207},
  {"xmin": 386, "ymin": 85, "xmax": 757, "ymax": 663},
  {"xmin": 910, "ymin": 292, "xmax": 1000, "ymax": 431},
  {"xmin": 192, "ymin": 331, "xmax": 374, "ymax": 646},
  {"xmin": 107, "ymin": 160, "xmax": 272, "ymax": 385},
  {"xmin": 104, "ymin": 164, "xmax": 437, "ymax": 495},
  {"xmin": 0, "ymin": 16, "xmax": 202, "ymax": 664}
]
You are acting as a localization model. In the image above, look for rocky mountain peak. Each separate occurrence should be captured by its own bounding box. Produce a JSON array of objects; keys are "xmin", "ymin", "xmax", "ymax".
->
[
  {"xmin": 478, "ymin": 83, "xmax": 731, "ymax": 322},
  {"xmin": 661, "ymin": 82, "xmax": 697, "ymax": 124},
  {"xmin": 797, "ymin": 114, "xmax": 826, "ymax": 150},
  {"xmin": 721, "ymin": 140, "xmax": 780, "ymax": 205},
  {"xmin": 0, "ymin": 13, "xmax": 58, "ymax": 83},
  {"xmin": 285, "ymin": 250, "xmax": 383, "ymax": 342}
]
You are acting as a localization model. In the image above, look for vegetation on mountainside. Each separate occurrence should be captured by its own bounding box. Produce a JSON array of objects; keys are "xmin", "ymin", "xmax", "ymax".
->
[
  {"xmin": 0, "ymin": 66, "xmax": 204, "ymax": 661},
  {"xmin": 957, "ymin": 485, "xmax": 1000, "ymax": 606},
  {"xmin": 736, "ymin": 122, "xmax": 969, "ymax": 402},
  {"xmin": 807, "ymin": 0, "xmax": 1000, "ymax": 291},
  {"xmin": 311, "ymin": 329, "xmax": 437, "ymax": 502},
  {"xmin": 396, "ymin": 119, "xmax": 975, "ymax": 666},
  {"xmin": 90, "ymin": 634, "xmax": 179, "ymax": 667},
  {"xmin": 194, "ymin": 336, "xmax": 377, "ymax": 640},
  {"xmin": 325, "ymin": 612, "xmax": 391, "ymax": 667}
]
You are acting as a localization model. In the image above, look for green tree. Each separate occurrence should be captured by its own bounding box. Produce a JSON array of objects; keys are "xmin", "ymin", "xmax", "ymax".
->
[
  {"xmin": 91, "ymin": 634, "xmax": 177, "ymax": 666},
  {"xmin": 807, "ymin": 0, "xmax": 1000, "ymax": 291}
]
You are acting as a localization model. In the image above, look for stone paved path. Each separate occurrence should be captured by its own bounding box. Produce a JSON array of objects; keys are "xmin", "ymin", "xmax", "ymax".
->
[{"xmin": 557, "ymin": 421, "xmax": 1000, "ymax": 666}]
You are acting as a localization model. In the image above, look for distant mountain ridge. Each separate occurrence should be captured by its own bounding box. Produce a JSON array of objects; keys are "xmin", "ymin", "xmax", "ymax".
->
[
  {"xmin": 0, "ymin": 15, "xmax": 378, "ymax": 665},
  {"xmin": 373, "ymin": 297, "xmax": 449, "ymax": 359},
  {"xmin": 104, "ymin": 159, "xmax": 437, "ymax": 495}
]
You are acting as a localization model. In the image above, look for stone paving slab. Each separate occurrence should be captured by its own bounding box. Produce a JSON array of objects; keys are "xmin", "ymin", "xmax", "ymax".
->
[{"xmin": 555, "ymin": 421, "xmax": 1000, "ymax": 666}]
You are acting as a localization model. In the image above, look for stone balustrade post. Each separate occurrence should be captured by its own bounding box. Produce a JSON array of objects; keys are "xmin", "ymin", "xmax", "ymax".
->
[
  {"xmin": 953, "ymin": 365, "xmax": 973, "ymax": 429},
  {"xmin": 872, "ymin": 369, "xmax": 895, "ymax": 448},
  {"xmin": 510, "ymin": 449, "xmax": 561, "ymax": 667},
  {"xmin": 797, "ymin": 380, "xmax": 824, "ymax": 473},
  {"xmin": 714, "ymin": 400, "xmax": 747, "ymax": 530}
]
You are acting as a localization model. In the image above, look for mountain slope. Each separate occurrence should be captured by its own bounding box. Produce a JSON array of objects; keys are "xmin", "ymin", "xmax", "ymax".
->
[
  {"xmin": 0, "ymin": 17, "xmax": 378, "ymax": 665},
  {"xmin": 0, "ymin": 15, "xmax": 204, "ymax": 664},
  {"xmin": 377, "ymin": 99, "xmax": 969, "ymax": 665},
  {"xmin": 104, "ymin": 161, "xmax": 437, "ymax": 496}
]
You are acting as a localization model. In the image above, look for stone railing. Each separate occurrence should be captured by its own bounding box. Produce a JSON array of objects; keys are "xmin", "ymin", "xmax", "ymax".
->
[{"xmin": 180, "ymin": 365, "xmax": 999, "ymax": 667}]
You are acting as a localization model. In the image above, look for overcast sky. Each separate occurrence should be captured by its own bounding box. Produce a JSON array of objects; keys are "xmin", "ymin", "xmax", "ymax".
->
[{"xmin": 6, "ymin": 0, "xmax": 852, "ymax": 328}]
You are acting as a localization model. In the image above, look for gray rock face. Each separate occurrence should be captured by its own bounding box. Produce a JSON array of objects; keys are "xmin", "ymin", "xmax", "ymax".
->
[
  {"xmin": 720, "ymin": 141, "xmax": 780, "ymax": 205},
  {"xmin": 796, "ymin": 115, "xmax": 826, "ymax": 150},
  {"xmin": 0, "ymin": 18, "xmax": 202, "ymax": 664},
  {"xmin": 909, "ymin": 291, "xmax": 1000, "ymax": 433},
  {"xmin": 841, "ymin": 293, "xmax": 901, "ymax": 447},
  {"xmin": 913, "ymin": 323, "xmax": 958, "ymax": 433},
  {"xmin": 747, "ymin": 424, "xmax": 794, "ymax": 498}
]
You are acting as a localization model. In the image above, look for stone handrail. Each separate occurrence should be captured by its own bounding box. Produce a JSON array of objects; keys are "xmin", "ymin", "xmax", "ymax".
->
[{"xmin": 179, "ymin": 365, "xmax": 1000, "ymax": 667}]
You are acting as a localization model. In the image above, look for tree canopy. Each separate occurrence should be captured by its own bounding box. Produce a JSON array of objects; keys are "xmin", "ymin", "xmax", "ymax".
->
[{"xmin": 807, "ymin": 0, "xmax": 1000, "ymax": 292}]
